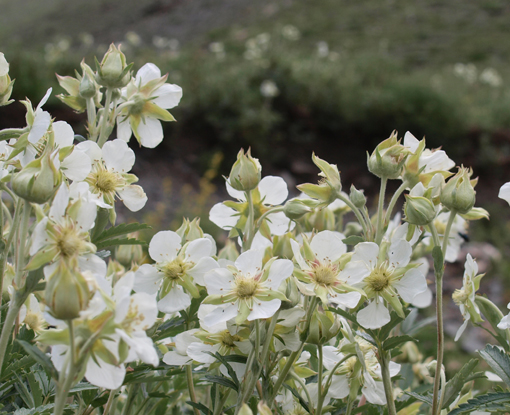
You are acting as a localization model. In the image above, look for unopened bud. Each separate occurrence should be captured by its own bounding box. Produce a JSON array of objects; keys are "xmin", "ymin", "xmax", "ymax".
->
[
  {"xmin": 367, "ymin": 131, "xmax": 408, "ymax": 180},
  {"xmin": 116, "ymin": 234, "xmax": 144, "ymax": 267},
  {"xmin": 96, "ymin": 44, "xmax": 132, "ymax": 88},
  {"xmin": 257, "ymin": 402, "xmax": 272, "ymax": 415},
  {"xmin": 304, "ymin": 310, "xmax": 340, "ymax": 345},
  {"xmin": 228, "ymin": 148, "xmax": 261, "ymax": 191},
  {"xmin": 281, "ymin": 277, "xmax": 300, "ymax": 309},
  {"xmin": 12, "ymin": 151, "xmax": 62, "ymax": 204},
  {"xmin": 79, "ymin": 72, "xmax": 97, "ymax": 99},
  {"xmin": 440, "ymin": 166, "xmax": 476, "ymax": 214},
  {"xmin": 404, "ymin": 195, "xmax": 436, "ymax": 226},
  {"xmin": 45, "ymin": 261, "xmax": 90, "ymax": 320},
  {"xmin": 238, "ymin": 404, "xmax": 253, "ymax": 415},
  {"xmin": 349, "ymin": 185, "xmax": 366, "ymax": 208},
  {"xmin": 283, "ymin": 198, "xmax": 312, "ymax": 220}
]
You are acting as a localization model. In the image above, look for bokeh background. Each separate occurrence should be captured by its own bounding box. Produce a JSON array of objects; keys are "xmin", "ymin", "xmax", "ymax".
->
[{"xmin": 1, "ymin": 0, "xmax": 510, "ymax": 374}]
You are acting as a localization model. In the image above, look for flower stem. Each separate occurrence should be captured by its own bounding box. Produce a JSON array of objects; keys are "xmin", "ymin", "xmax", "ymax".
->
[
  {"xmin": 187, "ymin": 365, "xmax": 201, "ymax": 415},
  {"xmin": 375, "ymin": 178, "xmax": 388, "ymax": 245},
  {"xmin": 379, "ymin": 349, "xmax": 397, "ymax": 415},
  {"xmin": 384, "ymin": 181, "xmax": 408, "ymax": 225},
  {"xmin": 86, "ymin": 97, "xmax": 97, "ymax": 141},
  {"xmin": 53, "ymin": 321, "xmax": 78, "ymax": 415},
  {"xmin": 97, "ymin": 88, "xmax": 113, "ymax": 148},
  {"xmin": 242, "ymin": 190, "xmax": 256, "ymax": 252},
  {"xmin": 441, "ymin": 211, "xmax": 457, "ymax": 258},
  {"xmin": 315, "ymin": 344, "xmax": 325, "ymax": 415},
  {"xmin": 337, "ymin": 192, "xmax": 370, "ymax": 239}
]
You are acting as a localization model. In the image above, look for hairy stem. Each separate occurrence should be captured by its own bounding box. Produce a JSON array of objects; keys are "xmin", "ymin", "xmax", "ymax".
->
[
  {"xmin": 379, "ymin": 349, "xmax": 397, "ymax": 415},
  {"xmin": 375, "ymin": 178, "xmax": 388, "ymax": 245}
]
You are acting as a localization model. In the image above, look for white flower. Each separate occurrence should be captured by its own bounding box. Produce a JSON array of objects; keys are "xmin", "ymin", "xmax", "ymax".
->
[
  {"xmin": 499, "ymin": 182, "xmax": 510, "ymax": 206},
  {"xmin": 77, "ymin": 139, "xmax": 147, "ymax": 212},
  {"xmin": 201, "ymin": 249, "xmax": 293, "ymax": 325},
  {"xmin": 134, "ymin": 230, "xmax": 218, "ymax": 314},
  {"xmin": 117, "ymin": 63, "xmax": 182, "ymax": 148},
  {"xmin": 342, "ymin": 240, "xmax": 427, "ymax": 329}
]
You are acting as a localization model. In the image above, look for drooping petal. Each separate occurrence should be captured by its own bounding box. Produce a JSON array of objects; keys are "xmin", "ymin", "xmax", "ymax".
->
[
  {"xmin": 499, "ymin": 182, "xmax": 510, "ymax": 206},
  {"xmin": 362, "ymin": 374, "xmax": 386, "ymax": 405},
  {"xmin": 136, "ymin": 63, "xmax": 161, "ymax": 85},
  {"xmin": 116, "ymin": 329, "xmax": 159, "ymax": 366},
  {"xmin": 310, "ymin": 231, "xmax": 346, "ymax": 263},
  {"xmin": 329, "ymin": 292, "xmax": 362, "ymax": 308},
  {"xmin": 137, "ymin": 117, "xmax": 164, "ymax": 149},
  {"xmin": 85, "ymin": 357, "xmax": 125, "ymax": 389},
  {"xmin": 149, "ymin": 230, "xmax": 181, "ymax": 262},
  {"xmin": 153, "ymin": 84, "xmax": 183, "ymax": 109},
  {"xmin": 117, "ymin": 116, "xmax": 132, "ymax": 142},
  {"xmin": 328, "ymin": 375, "xmax": 350, "ymax": 400},
  {"xmin": 248, "ymin": 299, "xmax": 281, "ymax": 320},
  {"xmin": 202, "ymin": 303, "xmax": 238, "ymax": 326},
  {"xmin": 258, "ymin": 176, "xmax": 288, "ymax": 205},
  {"xmin": 455, "ymin": 319, "xmax": 469, "ymax": 342},
  {"xmin": 163, "ymin": 351, "xmax": 192, "ymax": 366},
  {"xmin": 357, "ymin": 300, "xmax": 390, "ymax": 329},
  {"xmin": 28, "ymin": 110, "xmax": 51, "ymax": 144},
  {"xmin": 103, "ymin": 139, "xmax": 136, "ymax": 173},
  {"xmin": 290, "ymin": 239, "xmax": 308, "ymax": 271},
  {"xmin": 158, "ymin": 286, "xmax": 191, "ymax": 313},
  {"xmin": 410, "ymin": 287, "xmax": 433, "ymax": 308},
  {"xmin": 225, "ymin": 181, "xmax": 245, "ymax": 201},
  {"xmin": 187, "ymin": 342, "xmax": 219, "ymax": 364},
  {"xmin": 209, "ymin": 203, "xmax": 238, "ymax": 229},
  {"xmin": 266, "ymin": 211, "xmax": 294, "ymax": 235}
]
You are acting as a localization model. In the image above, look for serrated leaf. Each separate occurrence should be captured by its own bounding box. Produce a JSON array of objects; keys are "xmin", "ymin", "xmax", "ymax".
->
[
  {"xmin": 26, "ymin": 372, "xmax": 43, "ymax": 407},
  {"xmin": 383, "ymin": 335, "xmax": 416, "ymax": 351},
  {"xmin": 448, "ymin": 392, "xmax": 510, "ymax": 414},
  {"xmin": 404, "ymin": 391, "xmax": 433, "ymax": 406},
  {"xmin": 153, "ymin": 318, "xmax": 186, "ymax": 341},
  {"xmin": 204, "ymin": 375, "xmax": 238, "ymax": 391},
  {"xmin": 1, "ymin": 355, "xmax": 35, "ymax": 381},
  {"xmin": 92, "ymin": 222, "xmax": 151, "ymax": 244},
  {"xmin": 204, "ymin": 352, "xmax": 240, "ymax": 387},
  {"xmin": 442, "ymin": 359, "xmax": 479, "ymax": 409},
  {"xmin": 342, "ymin": 236, "xmax": 365, "ymax": 246},
  {"xmin": 16, "ymin": 340, "xmax": 58, "ymax": 380},
  {"xmin": 94, "ymin": 237, "xmax": 147, "ymax": 251},
  {"xmin": 186, "ymin": 401, "xmax": 212, "ymax": 415},
  {"xmin": 327, "ymin": 305, "xmax": 356, "ymax": 324},
  {"xmin": 356, "ymin": 331, "xmax": 377, "ymax": 346},
  {"xmin": 479, "ymin": 345, "xmax": 510, "ymax": 388}
]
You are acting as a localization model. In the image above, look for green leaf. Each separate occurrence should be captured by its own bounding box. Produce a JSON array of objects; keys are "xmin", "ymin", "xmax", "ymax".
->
[
  {"xmin": 403, "ymin": 391, "xmax": 433, "ymax": 407},
  {"xmin": 342, "ymin": 236, "xmax": 365, "ymax": 246},
  {"xmin": 16, "ymin": 340, "xmax": 58, "ymax": 380},
  {"xmin": 204, "ymin": 375, "xmax": 238, "ymax": 391},
  {"xmin": 442, "ymin": 358, "xmax": 479, "ymax": 409},
  {"xmin": 153, "ymin": 318, "xmax": 186, "ymax": 341},
  {"xmin": 327, "ymin": 306, "xmax": 357, "ymax": 324},
  {"xmin": 186, "ymin": 401, "xmax": 212, "ymax": 415},
  {"xmin": 432, "ymin": 246, "xmax": 444, "ymax": 276},
  {"xmin": 204, "ymin": 352, "xmax": 240, "ymax": 387},
  {"xmin": 92, "ymin": 222, "xmax": 151, "ymax": 244},
  {"xmin": 355, "ymin": 331, "xmax": 377, "ymax": 347},
  {"xmin": 94, "ymin": 237, "xmax": 147, "ymax": 251},
  {"xmin": 448, "ymin": 392, "xmax": 510, "ymax": 414},
  {"xmin": 475, "ymin": 296, "xmax": 509, "ymax": 351},
  {"xmin": 479, "ymin": 345, "xmax": 510, "ymax": 388},
  {"xmin": 383, "ymin": 335, "xmax": 416, "ymax": 351},
  {"xmin": 26, "ymin": 372, "xmax": 43, "ymax": 407}
]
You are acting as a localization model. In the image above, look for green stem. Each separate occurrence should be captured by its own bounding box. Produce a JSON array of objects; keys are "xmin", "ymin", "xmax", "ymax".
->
[
  {"xmin": 256, "ymin": 206, "xmax": 284, "ymax": 228},
  {"xmin": 86, "ymin": 97, "xmax": 97, "ymax": 141},
  {"xmin": 121, "ymin": 384, "xmax": 140, "ymax": 415},
  {"xmin": 379, "ymin": 349, "xmax": 397, "ymax": 415},
  {"xmin": 14, "ymin": 202, "xmax": 31, "ymax": 288},
  {"xmin": 337, "ymin": 192, "xmax": 370, "ymax": 238},
  {"xmin": 289, "ymin": 372, "xmax": 314, "ymax": 413},
  {"xmin": 384, "ymin": 181, "xmax": 408, "ymax": 226},
  {"xmin": 213, "ymin": 389, "xmax": 231, "ymax": 415},
  {"xmin": 375, "ymin": 178, "xmax": 388, "ymax": 245},
  {"xmin": 187, "ymin": 365, "xmax": 201, "ymax": 415},
  {"xmin": 53, "ymin": 321, "xmax": 78, "ymax": 415},
  {"xmin": 315, "ymin": 345, "xmax": 325, "ymax": 415},
  {"xmin": 428, "ymin": 223, "xmax": 441, "ymax": 248},
  {"xmin": 0, "ymin": 291, "xmax": 25, "ymax": 373},
  {"xmin": 441, "ymin": 210, "xmax": 457, "ymax": 258},
  {"xmin": 323, "ymin": 354, "xmax": 356, "ymax": 395},
  {"xmin": 242, "ymin": 190, "xmax": 256, "ymax": 252},
  {"xmin": 103, "ymin": 388, "xmax": 119, "ymax": 415},
  {"xmin": 97, "ymin": 88, "xmax": 113, "ymax": 148},
  {"xmin": 345, "ymin": 398, "xmax": 354, "ymax": 415}
]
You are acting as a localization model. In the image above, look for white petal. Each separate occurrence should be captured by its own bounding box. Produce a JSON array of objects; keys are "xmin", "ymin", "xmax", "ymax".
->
[
  {"xmin": 498, "ymin": 313, "xmax": 510, "ymax": 330},
  {"xmin": 0, "ymin": 53, "xmax": 8, "ymax": 76},
  {"xmin": 203, "ymin": 268, "xmax": 234, "ymax": 294},
  {"xmin": 410, "ymin": 287, "xmax": 433, "ymax": 308},
  {"xmin": 75, "ymin": 200, "xmax": 98, "ymax": 231},
  {"xmin": 393, "ymin": 268, "xmax": 427, "ymax": 303},
  {"xmin": 266, "ymin": 211, "xmax": 294, "ymax": 235},
  {"xmin": 259, "ymin": 176, "xmax": 288, "ymax": 205},
  {"xmin": 351, "ymin": 242, "xmax": 379, "ymax": 266},
  {"xmin": 188, "ymin": 257, "xmax": 218, "ymax": 286},
  {"xmin": 278, "ymin": 308, "xmax": 305, "ymax": 327},
  {"xmin": 328, "ymin": 375, "xmax": 349, "ymax": 399},
  {"xmin": 235, "ymin": 249, "xmax": 263, "ymax": 275},
  {"xmin": 133, "ymin": 264, "xmax": 162, "ymax": 295},
  {"xmin": 163, "ymin": 351, "xmax": 192, "ymax": 366},
  {"xmin": 329, "ymin": 292, "xmax": 362, "ymax": 308},
  {"xmin": 265, "ymin": 259, "xmax": 294, "ymax": 289},
  {"xmin": 158, "ymin": 286, "xmax": 191, "ymax": 313},
  {"xmin": 117, "ymin": 116, "xmax": 132, "ymax": 142},
  {"xmin": 116, "ymin": 329, "xmax": 159, "ymax": 366},
  {"xmin": 420, "ymin": 150, "xmax": 455, "ymax": 173},
  {"xmin": 153, "ymin": 84, "xmax": 183, "ymax": 109},
  {"xmin": 225, "ymin": 180, "xmax": 246, "ymax": 201},
  {"xmin": 357, "ymin": 301, "xmax": 391, "ymax": 329},
  {"xmin": 202, "ymin": 303, "xmax": 238, "ymax": 326},
  {"xmin": 388, "ymin": 239, "xmax": 412, "ymax": 269},
  {"xmin": 49, "ymin": 184, "xmax": 69, "ymax": 222},
  {"xmin": 149, "ymin": 230, "xmax": 181, "ymax": 262},
  {"xmin": 290, "ymin": 239, "xmax": 308, "ymax": 270},
  {"xmin": 185, "ymin": 238, "xmax": 212, "ymax": 263},
  {"xmin": 28, "ymin": 110, "xmax": 51, "ymax": 144},
  {"xmin": 76, "ymin": 140, "xmax": 102, "ymax": 163},
  {"xmin": 187, "ymin": 342, "xmax": 218, "ymax": 364},
  {"xmin": 310, "ymin": 231, "xmax": 346, "ymax": 263},
  {"xmin": 102, "ymin": 139, "xmax": 135, "ymax": 172},
  {"xmin": 37, "ymin": 88, "xmax": 52, "ymax": 110},
  {"xmin": 198, "ymin": 304, "xmax": 227, "ymax": 333},
  {"xmin": 118, "ymin": 185, "xmax": 147, "ymax": 212},
  {"xmin": 61, "ymin": 149, "xmax": 92, "ymax": 181},
  {"xmin": 78, "ymin": 254, "xmax": 107, "ymax": 279},
  {"xmin": 124, "ymin": 293, "xmax": 158, "ymax": 330},
  {"xmin": 499, "ymin": 183, "xmax": 510, "ymax": 206},
  {"xmin": 138, "ymin": 117, "xmax": 164, "ymax": 149},
  {"xmin": 52, "ymin": 121, "xmax": 74, "ymax": 148},
  {"xmin": 249, "ymin": 232, "xmax": 273, "ymax": 250},
  {"xmin": 403, "ymin": 131, "xmax": 419, "ymax": 152},
  {"xmin": 85, "ymin": 357, "xmax": 125, "ymax": 390},
  {"xmin": 389, "ymin": 361, "xmax": 401, "ymax": 377},
  {"xmin": 136, "ymin": 63, "xmax": 161, "ymax": 85},
  {"xmin": 455, "ymin": 319, "xmax": 469, "ymax": 341},
  {"xmin": 248, "ymin": 299, "xmax": 281, "ymax": 320},
  {"xmin": 362, "ymin": 374, "xmax": 386, "ymax": 405},
  {"xmin": 209, "ymin": 203, "xmax": 238, "ymax": 229},
  {"xmin": 338, "ymin": 261, "xmax": 371, "ymax": 284}
]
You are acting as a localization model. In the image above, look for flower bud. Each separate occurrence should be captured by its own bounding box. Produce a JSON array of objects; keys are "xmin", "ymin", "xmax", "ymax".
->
[
  {"xmin": 257, "ymin": 402, "xmax": 272, "ymax": 415},
  {"xmin": 228, "ymin": 148, "xmax": 261, "ymax": 191},
  {"xmin": 116, "ymin": 234, "xmax": 144, "ymax": 267},
  {"xmin": 367, "ymin": 131, "xmax": 408, "ymax": 180},
  {"xmin": 304, "ymin": 310, "xmax": 341, "ymax": 345},
  {"xmin": 349, "ymin": 185, "xmax": 366, "ymax": 208},
  {"xmin": 79, "ymin": 71, "xmax": 97, "ymax": 99},
  {"xmin": 280, "ymin": 278, "xmax": 300, "ymax": 309},
  {"xmin": 238, "ymin": 404, "xmax": 253, "ymax": 415},
  {"xmin": 96, "ymin": 44, "xmax": 132, "ymax": 88},
  {"xmin": 440, "ymin": 167, "xmax": 476, "ymax": 214},
  {"xmin": 404, "ymin": 195, "xmax": 436, "ymax": 226},
  {"xmin": 12, "ymin": 151, "xmax": 62, "ymax": 204},
  {"xmin": 45, "ymin": 261, "xmax": 90, "ymax": 320},
  {"xmin": 0, "ymin": 53, "xmax": 13, "ymax": 106},
  {"xmin": 283, "ymin": 198, "xmax": 312, "ymax": 220}
]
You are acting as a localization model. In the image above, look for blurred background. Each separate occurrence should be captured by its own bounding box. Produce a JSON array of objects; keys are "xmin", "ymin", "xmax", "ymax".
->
[{"xmin": 1, "ymin": 0, "xmax": 510, "ymax": 367}]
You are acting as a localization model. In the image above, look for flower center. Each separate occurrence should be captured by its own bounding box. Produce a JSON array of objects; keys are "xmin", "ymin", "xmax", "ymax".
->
[
  {"xmin": 234, "ymin": 276, "xmax": 259, "ymax": 299},
  {"xmin": 56, "ymin": 227, "xmax": 85, "ymax": 258},
  {"xmin": 160, "ymin": 258, "xmax": 190, "ymax": 281},
  {"xmin": 91, "ymin": 169, "xmax": 120, "ymax": 193},
  {"xmin": 452, "ymin": 288, "xmax": 468, "ymax": 305},
  {"xmin": 311, "ymin": 263, "xmax": 338, "ymax": 287},
  {"xmin": 24, "ymin": 312, "xmax": 44, "ymax": 332},
  {"xmin": 365, "ymin": 268, "xmax": 390, "ymax": 292},
  {"xmin": 220, "ymin": 330, "xmax": 241, "ymax": 348}
]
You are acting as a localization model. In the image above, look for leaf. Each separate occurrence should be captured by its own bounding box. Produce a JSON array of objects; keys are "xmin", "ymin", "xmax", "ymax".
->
[
  {"xmin": 94, "ymin": 237, "xmax": 147, "ymax": 251},
  {"xmin": 404, "ymin": 391, "xmax": 433, "ymax": 406},
  {"xmin": 204, "ymin": 375, "xmax": 238, "ymax": 391},
  {"xmin": 355, "ymin": 331, "xmax": 377, "ymax": 347},
  {"xmin": 475, "ymin": 296, "xmax": 509, "ymax": 351},
  {"xmin": 282, "ymin": 384, "xmax": 310, "ymax": 413},
  {"xmin": 479, "ymin": 345, "xmax": 510, "ymax": 388},
  {"xmin": 26, "ymin": 372, "xmax": 43, "ymax": 407},
  {"xmin": 342, "ymin": 236, "xmax": 365, "ymax": 246},
  {"xmin": 204, "ymin": 352, "xmax": 240, "ymax": 387},
  {"xmin": 92, "ymin": 222, "xmax": 151, "ymax": 244},
  {"xmin": 327, "ymin": 306, "xmax": 357, "ymax": 324},
  {"xmin": 441, "ymin": 359, "xmax": 479, "ymax": 409},
  {"xmin": 16, "ymin": 340, "xmax": 58, "ymax": 380},
  {"xmin": 186, "ymin": 401, "xmax": 212, "ymax": 415},
  {"xmin": 383, "ymin": 335, "xmax": 416, "ymax": 351},
  {"xmin": 448, "ymin": 392, "xmax": 510, "ymax": 414},
  {"xmin": 153, "ymin": 318, "xmax": 186, "ymax": 341}
]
